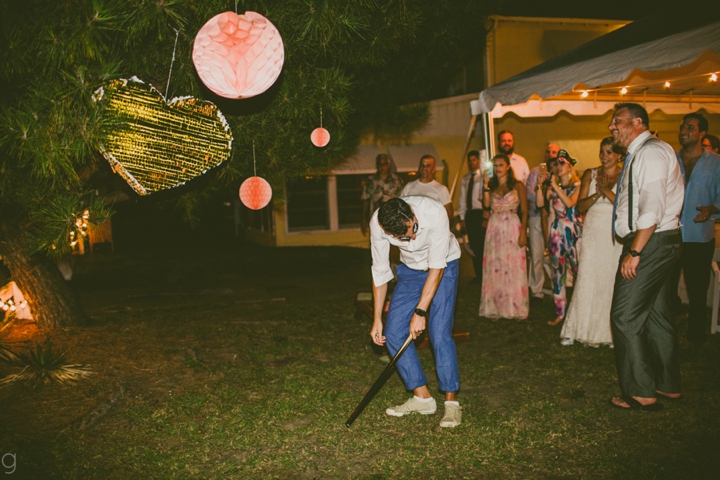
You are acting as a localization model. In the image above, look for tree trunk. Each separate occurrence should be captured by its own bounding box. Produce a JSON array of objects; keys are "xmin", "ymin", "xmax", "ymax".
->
[{"xmin": 0, "ymin": 219, "xmax": 88, "ymax": 330}]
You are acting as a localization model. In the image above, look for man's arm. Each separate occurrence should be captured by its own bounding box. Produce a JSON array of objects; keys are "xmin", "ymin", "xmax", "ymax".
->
[
  {"xmin": 370, "ymin": 280, "xmax": 388, "ymax": 345},
  {"xmin": 443, "ymin": 203, "xmax": 454, "ymax": 221},
  {"xmin": 620, "ymin": 225, "xmax": 656, "ymax": 280},
  {"xmin": 458, "ymin": 176, "xmax": 468, "ymax": 227},
  {"xmin": 409, "ymin": 268, "xmax": 444, "ymax": 339},
  {"xmin": 360, "ymin": 199, "xmax": 371, "ymax": 235}
]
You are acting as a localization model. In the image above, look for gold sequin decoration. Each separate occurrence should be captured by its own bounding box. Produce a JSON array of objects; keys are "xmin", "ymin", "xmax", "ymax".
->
[{"xmin": 94, "ymin": 77, "xmax": 233, "ymax": 195}]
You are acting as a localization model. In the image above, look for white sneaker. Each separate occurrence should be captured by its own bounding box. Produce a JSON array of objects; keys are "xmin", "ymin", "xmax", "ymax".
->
[
  {"xmin": 560, "ymin": 338, "xmax": 574, "ymax": 346},
  {"xmin": 385, "ymin": 396, "xmax": 437, "ymax": 417},
  {"xmin": 439, "ymin": 402, "xmax": 462, "ymax": 428}
]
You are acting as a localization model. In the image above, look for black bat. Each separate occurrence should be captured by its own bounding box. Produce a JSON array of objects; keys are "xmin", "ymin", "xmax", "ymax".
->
[{"xmin": 345, "ymin": 333, "xmax": 414, "ymax": 427}]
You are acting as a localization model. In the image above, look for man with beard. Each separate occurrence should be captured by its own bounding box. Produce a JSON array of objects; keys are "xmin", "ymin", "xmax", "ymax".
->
[
  {"xmin": 608, "ymin": 103, "xmax": 684, "ymax": 411},
  {"xmin": 497, "ymin": 130, "xmax": 530, "ymax": 184},
  {"xmin": 402, "ymin": 155, "xmax": 453, "ymax": 220},
  {"xmin": 671, "ymin": 113, "xmax": 720, "ymax": 345}
]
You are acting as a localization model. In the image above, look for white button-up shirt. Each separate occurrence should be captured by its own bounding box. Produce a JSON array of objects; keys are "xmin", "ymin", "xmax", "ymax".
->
[
  {"xmin": 510, "ymin": 153, "xmax": 530, "ymax": 184},
  {"xmin": 370, "ymin": 196, "xmax": 461, "ymax": 286},
  {"xmin": 458, "ymin": 169, "xmax": 484, "ymax": 220},
  {"xmin": 614, "ymin": 130, "xmax": 684, "ymax": 238}
]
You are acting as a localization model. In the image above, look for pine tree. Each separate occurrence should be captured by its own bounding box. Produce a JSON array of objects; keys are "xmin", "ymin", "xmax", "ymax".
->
[{"xmin": 0, "ymin": 0, "xmax": 494, "ymax": 329}]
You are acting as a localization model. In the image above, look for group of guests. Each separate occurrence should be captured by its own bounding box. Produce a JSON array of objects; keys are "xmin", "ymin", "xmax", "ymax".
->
[
  {"xmin": 362, "ymin": 102, "xmax": 719, "ymax": 424},
  {"xmin": 460, "ymin": 112, "xmax": 720, "ymax": 350}
]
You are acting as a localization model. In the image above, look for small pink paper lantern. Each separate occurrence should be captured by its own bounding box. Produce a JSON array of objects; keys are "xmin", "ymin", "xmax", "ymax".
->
[
  {"xmin": 311, "ymin": 127, "xmax": 330, "ymax": 147},
  {"xmin": 239, "ymin": 176, "xmax": 272, "ymax": 210},
  {"xmin": 193, "ymin": 11, "xmax": 284, "ymax": 99}
]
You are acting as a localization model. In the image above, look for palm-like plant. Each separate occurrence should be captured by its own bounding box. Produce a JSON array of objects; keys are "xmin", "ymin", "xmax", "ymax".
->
[{"xmin": 0, "ymin": 342, "xmax": 92, "ymax": 388}]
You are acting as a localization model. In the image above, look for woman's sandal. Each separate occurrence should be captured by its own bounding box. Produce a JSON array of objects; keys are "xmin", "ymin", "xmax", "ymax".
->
[{"xmin": 609, "ymin": 395, "xmax": 664, "ymax": 411}]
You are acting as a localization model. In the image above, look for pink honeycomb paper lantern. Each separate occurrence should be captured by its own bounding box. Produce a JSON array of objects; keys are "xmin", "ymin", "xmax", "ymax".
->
[
  {"xmin": 239, "ymin": 176, "xmax": 272, "ymax": 210},
  {"xmin": 193, "ymin": 11, "xmax": 284, "ymax": 99},
  {"xmin": 311, "ymin": 127, "xmax": 330, "ymax": 148}
]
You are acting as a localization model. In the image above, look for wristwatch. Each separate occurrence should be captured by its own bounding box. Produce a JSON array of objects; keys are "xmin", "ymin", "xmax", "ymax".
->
[
  {"xmin": 629, "ymin": 249, "xmax": 642, "ymax": 257},
  {"xmin": 414, "ymin": 307, "xmax": 427, "ymax": 317}
]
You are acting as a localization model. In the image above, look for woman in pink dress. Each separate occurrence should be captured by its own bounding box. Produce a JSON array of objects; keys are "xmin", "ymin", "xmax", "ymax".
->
[{"xmin": 478, "ymin": 154, "xmax": 529, "ymax": 320}]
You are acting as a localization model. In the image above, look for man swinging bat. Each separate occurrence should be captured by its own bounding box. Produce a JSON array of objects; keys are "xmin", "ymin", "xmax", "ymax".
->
[{"xmin": 369, "ymin": 196, "xmax": 462, "ymax": 428}]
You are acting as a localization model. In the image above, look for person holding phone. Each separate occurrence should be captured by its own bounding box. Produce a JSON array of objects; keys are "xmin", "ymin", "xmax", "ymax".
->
[
  {"xmin": 525, "ymin": 143, "xmax": 560, "ymax": 301},
  {"xmin": 536, "ymin": 149, "xmax": 581, "ymax": 326}
]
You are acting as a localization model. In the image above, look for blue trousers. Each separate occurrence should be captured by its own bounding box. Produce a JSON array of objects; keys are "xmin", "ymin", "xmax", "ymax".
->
[{"xmin": 385, "ymin": 260, "xmax": 460, "ymax": 392}]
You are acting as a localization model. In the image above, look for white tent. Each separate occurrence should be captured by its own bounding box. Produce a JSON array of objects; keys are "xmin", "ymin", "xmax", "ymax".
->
[{"xmin": 470, "ymin": 4, "xmax": 720, "ymax": 156}]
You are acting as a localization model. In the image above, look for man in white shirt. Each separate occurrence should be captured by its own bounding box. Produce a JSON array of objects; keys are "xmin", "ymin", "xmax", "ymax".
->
[
  {"xmin": 458, "ymin": 150, "xmax": 486, "ymax": 284},
  {"xmin": 401, "ymin": 155, "xmax": 453, "ymax": 220},
  {"xmin": 498, "ymin": 130, "xmax": 530, "ymax": 184},
  {"xmin": 608, "ymin": 103, "xmax": 684, "ymax": 411},
  {"xmin": 369, "ymin": 196, "xmax": 462, "ymax": 427}
]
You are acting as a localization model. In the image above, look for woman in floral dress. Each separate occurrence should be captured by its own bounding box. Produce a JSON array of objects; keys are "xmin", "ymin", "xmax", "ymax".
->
[
  {"xmin": 536, "ymin": 149, "xmax": 581, "ymax": 326},
  {"xmin": 478, "ymin": 154, "xmax": 529, "ymax": 320}
]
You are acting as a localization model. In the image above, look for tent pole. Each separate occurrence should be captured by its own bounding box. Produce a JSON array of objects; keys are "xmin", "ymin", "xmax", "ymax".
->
[
  {"xmin": 449, "ymin": 114, "xmax": 478, "ymax": 197},
  {"xmin": 482, "ymin": 112, "xmax": 495, "ymax": 174}
]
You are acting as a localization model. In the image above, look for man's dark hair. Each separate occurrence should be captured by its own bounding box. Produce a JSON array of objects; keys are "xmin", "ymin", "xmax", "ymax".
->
[
  {"xmin": 378, "ymin": 198, "xmax": 414, "ymax": 236},
  {"xmin": 420, "ymin": 154, "xmax": 435, "ymax": 163},
  {"xmin": 467, "ymin": 150, "xmax": 480, "ymax": 160},
  {"xmin": 683, "ymin": 112, "xmax": 709, "ymax": 134},
  {"xmin": 497, "ymin": 130, "xmax": 514, "ymax": 141},
  {"xmin": 706, "ymin": 133, "xmax": 720, "ymax": 151},
  {"xmin": 488, "ymin": 153, "xmax": 516, "ymax": 191},
  {"xmin": 614, "ymin": 102, "xmax": 650, "ymax": 129},
  {"xmin": 375, "ymin": 153, "xmax": 390, "ymax": 167}
]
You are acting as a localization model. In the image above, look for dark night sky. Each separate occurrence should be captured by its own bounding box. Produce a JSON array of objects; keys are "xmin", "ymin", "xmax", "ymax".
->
[{"xmin": 497, "ymin": 0, "xmax": 678, "ymax": 21}]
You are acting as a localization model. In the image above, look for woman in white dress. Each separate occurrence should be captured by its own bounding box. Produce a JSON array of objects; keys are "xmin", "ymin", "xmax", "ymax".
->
[{"xmin": 560, "ymin": 137, "xmax": 624, "ymax": 347}]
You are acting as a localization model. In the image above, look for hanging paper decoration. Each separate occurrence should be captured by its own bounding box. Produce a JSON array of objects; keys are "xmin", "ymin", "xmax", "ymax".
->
[
  {"xmin": 93, "ymin": 77, "xmax": 233, "ymax": 195},
  {"xmin": 311, "ymin": 108, "xmax": 330, "ymax": 147},
  {"xmin": 311, "ymin": 127, "xmax": 330, "ymax": 148},
  {"xmin": 239, "ymin": 142, "xmax": 272, "ymax": 210},
  {"xmin": 239, "ymin": 176, "xmax": 272, "ymax": 210},
  {"xmin": 193, "ymin": 11, "xmax": 285, "ymax": 99}
]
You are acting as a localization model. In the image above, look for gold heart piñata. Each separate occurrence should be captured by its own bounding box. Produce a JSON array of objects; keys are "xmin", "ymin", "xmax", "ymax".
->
[{"xmin": 94, "ymin": 77, "xmax": 233, "ymax": 195}]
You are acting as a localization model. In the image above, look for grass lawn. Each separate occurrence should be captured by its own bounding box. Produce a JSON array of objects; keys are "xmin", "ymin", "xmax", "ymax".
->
[{"xmin": 1, "ymin": 238, "xmax": 719, "ymax": 479}]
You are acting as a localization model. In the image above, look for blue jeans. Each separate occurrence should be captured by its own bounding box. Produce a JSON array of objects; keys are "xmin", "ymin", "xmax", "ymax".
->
[{"xmin": 385, "ymin": 260, "xmax": 460, "ymax": 393}]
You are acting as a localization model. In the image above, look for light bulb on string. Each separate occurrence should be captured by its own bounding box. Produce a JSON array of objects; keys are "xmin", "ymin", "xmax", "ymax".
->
[
  {"xmin": 580, "ymin": 90, "xmax": 589, "ymax": 98},
  {"xmin": 620, "ymin": 87, "xmax": 628, "ymax": 95},
  {"xmin": 711, "ymin": 73, "xmax": 718, "ymax": 82},
  {"xmin": 664, "ymin": 81, "xmax": 671, "ymax": 88}
]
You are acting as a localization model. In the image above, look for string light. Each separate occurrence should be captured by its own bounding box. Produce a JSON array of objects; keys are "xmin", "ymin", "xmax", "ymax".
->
[
  {"xmin": 574, "ymin": 71, "xmax": 720, "ymax": 98},
  {"xmin": 1, "ymin": 298, "xmax": 27, "ymax": 312},
  {"xmin": 69, "ymin": 209, "xmax": 90, "ymax": 248}
]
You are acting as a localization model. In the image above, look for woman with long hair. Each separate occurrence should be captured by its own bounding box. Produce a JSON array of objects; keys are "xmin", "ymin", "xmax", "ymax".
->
[
  {"xmin": 537, "ymin": 149, "xmax": 581, "ymax": 326},
  {"xmin": 478, "ymin": 154, "xmax": 529, "ymax": 320},
  {"xmin": 560, "ymin": 138, "xmax": 624, "ymax": 346}
]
